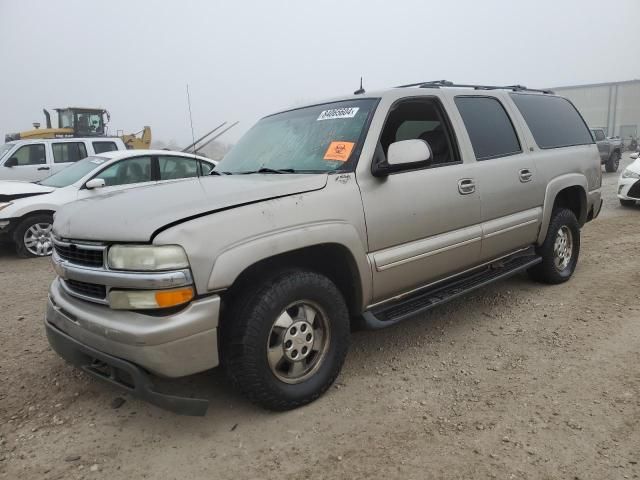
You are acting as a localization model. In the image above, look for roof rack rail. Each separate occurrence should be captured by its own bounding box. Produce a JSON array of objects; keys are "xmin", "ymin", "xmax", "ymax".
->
[{"xmin": 396, "ymin": 80, "xmax": 554, "ymax": 94}]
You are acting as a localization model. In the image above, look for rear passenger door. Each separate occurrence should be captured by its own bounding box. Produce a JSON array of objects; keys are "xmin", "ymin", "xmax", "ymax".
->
[
  {"xmin": 454, "ymin": 95, "xmax": 544, "ymax": 261},
  {"xmin": 51, "ymin": 141, "xmax": 88, "ymax": 175}
]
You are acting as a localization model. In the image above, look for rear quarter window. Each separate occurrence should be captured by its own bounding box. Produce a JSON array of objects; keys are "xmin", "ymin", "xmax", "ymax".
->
[
  {"xmin": 93, "ymin": 141, "xmax": 119, "ymax": 154},
  {"xmin": 510, "ymin": 94, "xmax": 593, "ymax": 149}
]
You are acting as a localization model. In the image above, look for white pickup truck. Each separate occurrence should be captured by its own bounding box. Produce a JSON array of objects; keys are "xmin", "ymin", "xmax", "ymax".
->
[{"xmin": 0, "ymin": 137, "xmax": 126, "ymax": 182}]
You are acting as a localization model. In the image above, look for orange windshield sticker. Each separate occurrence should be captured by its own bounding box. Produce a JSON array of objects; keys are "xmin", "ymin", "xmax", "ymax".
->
[{"xmin": 324, "ymin": 141, "xmax": 355, "ymax": 162}]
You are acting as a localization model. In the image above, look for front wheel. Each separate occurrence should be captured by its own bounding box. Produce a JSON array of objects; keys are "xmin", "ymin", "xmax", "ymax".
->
[
  {"xmin": 605, "ymin": 151, "xmax": 620, "ymax": 172},
  {"xmin": 222, "ymin": 270, "xmax": 350, "ymax": 410},
  {"xmin": 13, "ymin": 214, "xmax": 54, "ymax": 258},
  {"xmin": 528, "ymin": 208, "xmax": 580, "ymax": 284}
]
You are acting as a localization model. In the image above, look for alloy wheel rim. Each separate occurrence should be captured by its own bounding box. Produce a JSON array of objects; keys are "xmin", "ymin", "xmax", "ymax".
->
[
  {"xmin": 266, "ymin": 300, "xmax": 331, "ymax": 384},
  {"xmin": 23, "ymin": 222, "xmax": 53, "ymax": 256},
  {"xmin": 553, "ymin": 225, "xmax": 573, "ymax": 271}
]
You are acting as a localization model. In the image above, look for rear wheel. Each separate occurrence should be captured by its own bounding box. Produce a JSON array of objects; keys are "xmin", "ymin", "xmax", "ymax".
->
[
  {"xmin": 13, "ymin": 214, "xmax": 54, "ymax": 258},
  {"xmin": 528, "ymin": 208, "xmax": 580, "ymax": 284},
  {"xmin": 620, "ymin": 199, "xmax": 636, "ymax": 207},
  {"xmin": 222, "ymin": 270, "xmax": 350, "ymax": 410},
  {"xmin": 605, "ymin": 151, "xmax": 620, "ymax": 172}
]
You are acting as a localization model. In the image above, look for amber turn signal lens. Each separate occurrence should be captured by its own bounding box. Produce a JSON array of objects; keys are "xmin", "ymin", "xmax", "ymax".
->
[{"xmin": 154, "ymin": 287, "xmax": 194, "ymax": 308}]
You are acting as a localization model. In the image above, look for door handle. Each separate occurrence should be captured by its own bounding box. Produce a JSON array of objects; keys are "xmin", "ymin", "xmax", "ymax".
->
[
  {"xmin": 519, "ymin": 168, "xmax": 533, "ymax": 183},
  {"xmin": 37, "ymin": 166, "xmax": 50, "ymax": 171},
  {"xmin": 458, "ymin": 178, "xmax": 476, "ymax": 195}
]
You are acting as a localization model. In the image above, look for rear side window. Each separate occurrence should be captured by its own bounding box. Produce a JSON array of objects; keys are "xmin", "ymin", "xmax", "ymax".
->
[
  {"xmin": 454, "ymin": 97, "xmax": 521, "ymax": 161},
  {"xmin": 199, "ymin": 161, "xmax": 214, "ymax": 175},
  {"xmin": 52, "ymin": 142, "xmax": 88, "ymax": 164},
  {"xmin": 510, "ymin": 94, "xmax": 593, "ymax": 149},
  {"xmin": 93, "ymin": 141, "xmax": 118, "ymax": 154},
  {"xmin": 158, "ymin": 156, "xmax": 199, "ymax": 180}
]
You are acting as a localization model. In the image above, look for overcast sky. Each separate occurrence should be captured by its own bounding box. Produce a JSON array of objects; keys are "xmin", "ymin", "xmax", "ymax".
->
[{"xmin": 1, "ymin": 0, "xmax": 638, "ymax": 146}]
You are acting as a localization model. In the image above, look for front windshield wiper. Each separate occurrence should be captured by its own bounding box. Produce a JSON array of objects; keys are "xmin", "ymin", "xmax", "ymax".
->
[{"xmin": 239, "ymin": 167, "xmax": 296, "ymax": 174}]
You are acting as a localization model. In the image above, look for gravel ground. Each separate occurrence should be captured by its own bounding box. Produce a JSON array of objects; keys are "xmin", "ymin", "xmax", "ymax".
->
[{"xmin": 1, "ymin": 155, "xmax": 639, "ymax": 480}]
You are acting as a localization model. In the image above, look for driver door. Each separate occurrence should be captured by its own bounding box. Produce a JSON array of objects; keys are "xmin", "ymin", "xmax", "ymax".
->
[
  {"xmin": 0, "ymin": 143, "xmax": 50, "ymax": 181},
  {"xmin": 358, "ymin": 97, "xmax": 482, "ymax": 303}
]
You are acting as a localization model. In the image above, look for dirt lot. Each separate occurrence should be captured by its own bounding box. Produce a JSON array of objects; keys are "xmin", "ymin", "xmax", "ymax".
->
[{"xmin": 1, "ymin": 156, "xmax": 639, "ymax": 480}]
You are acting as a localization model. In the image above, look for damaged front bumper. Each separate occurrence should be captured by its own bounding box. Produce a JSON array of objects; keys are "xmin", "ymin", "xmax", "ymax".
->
[
  {"xmin": 46, "ymin": 321, "xmax": 210, "ymax": 416},
  {"xmin": 45, "ymin": 278, "xmax": 221, "ymax": 415}
]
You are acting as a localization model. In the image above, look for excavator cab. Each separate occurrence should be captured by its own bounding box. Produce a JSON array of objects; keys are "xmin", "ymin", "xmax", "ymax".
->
[{"xmin": 54, "ymin": 108, "xmax": 110, "ymax": 137}]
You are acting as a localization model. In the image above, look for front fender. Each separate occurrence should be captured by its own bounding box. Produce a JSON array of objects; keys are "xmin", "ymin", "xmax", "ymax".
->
[
  {"xmin": 207, "ymin": 221, "xmax": 372, "ymax": 309},
  {"xmin": 537, "ymin": 173, "xmax": 587, "ymax": 244}
]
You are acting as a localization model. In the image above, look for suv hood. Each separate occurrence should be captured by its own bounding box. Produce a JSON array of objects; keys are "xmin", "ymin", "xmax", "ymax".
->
[
  {"xmin": 53, "ymin": 174, "xmax": 328, "ymax": 242},
  {"xmin": 0, "ymin": 180, "xmax": 55, "ymax": 201}
]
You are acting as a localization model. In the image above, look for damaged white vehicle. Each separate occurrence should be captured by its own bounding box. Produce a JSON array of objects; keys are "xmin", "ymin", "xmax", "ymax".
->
[
  {"xmin": 618, "ymin": 152, "xmax": 640, "ymax": 207},
  {"xmin": 0, "ymin": 150, "xmax": 216, "ymax": 257}
]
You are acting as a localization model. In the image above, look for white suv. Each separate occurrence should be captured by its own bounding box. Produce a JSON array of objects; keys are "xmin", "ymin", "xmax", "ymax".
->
[{"xmin": 0, "ymin": 137, "xmax": 126, "ymax": 182}]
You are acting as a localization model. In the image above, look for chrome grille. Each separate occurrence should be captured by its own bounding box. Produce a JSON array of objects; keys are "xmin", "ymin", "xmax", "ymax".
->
[{"xmin": 53, "ymin": 239, "xmax": 105, "ymax": 268}]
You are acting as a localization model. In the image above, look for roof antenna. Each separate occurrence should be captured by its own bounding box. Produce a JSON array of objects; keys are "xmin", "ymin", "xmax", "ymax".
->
[
  {"xmin": 186, "ymin": 83, "xmax": 200, "ymax": 177},
  {"xmin": 354, "ymin": 77, "xmax": 365, "ymax": 95}
]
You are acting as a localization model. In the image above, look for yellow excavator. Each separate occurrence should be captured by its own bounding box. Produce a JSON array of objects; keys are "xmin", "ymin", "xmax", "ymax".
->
[{"xmin": 5, "ymin": 107, "xmax": 152, "ymax": 150}]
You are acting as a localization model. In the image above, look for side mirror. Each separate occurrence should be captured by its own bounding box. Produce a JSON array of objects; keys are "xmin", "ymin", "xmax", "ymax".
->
[
  {"xmin": 631, "ymin": 152, "xmax": 639, "ymax": 160},
  {"xmin": 373, "ymin": 139, "xmax": 432, "ymax": 176},
  {"xmin": 4, "ymin": 157, "xmax": 18, "ymax": 168},
  {"xmin": 85, "ymin": 178, "xmax": 106, "ymax": 190}
]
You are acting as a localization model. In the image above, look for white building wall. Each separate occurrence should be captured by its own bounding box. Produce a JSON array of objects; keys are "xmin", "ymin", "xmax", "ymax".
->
[{"xmin": 554, "ymin": 80, "xmax": 640, "ymax": 142}]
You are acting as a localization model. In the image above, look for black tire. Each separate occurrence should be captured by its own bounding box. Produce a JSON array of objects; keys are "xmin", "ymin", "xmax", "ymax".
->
[
  {"xmin": 13, "ymin": 214, "xmax": 54, "ymax": 258},
  {"xmin": 528, "ymin": 208, "xmax": 580, "ymax": 284},
  {"xmin": 605, "ymin": 151, "xmax": 620, "ymax": 172},
  {"xmin": 222, "ymin": 269, "xmax": 350, "ymax": 411},
  {"xmin": 620, "ymin": 199, "xmax": 636, "ymax": 207}
]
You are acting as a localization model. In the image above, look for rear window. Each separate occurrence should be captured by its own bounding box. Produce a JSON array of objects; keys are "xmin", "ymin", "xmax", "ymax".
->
[
  {"xmin": 510, "ymin": 94, "xmax": 593, "ymax": 149},
  {"xmin": 93, "ymin": 141, "xmax": 118, "ymax": 154},
  {"xmin": 454, "ymin": 96, "xmax": 521, "ymax": 161}
]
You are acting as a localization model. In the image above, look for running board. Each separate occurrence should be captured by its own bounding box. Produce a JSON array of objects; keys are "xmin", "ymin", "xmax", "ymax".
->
[{"xmin": 360, "ymin": 251, "xmax": 541, "ymax": 329}]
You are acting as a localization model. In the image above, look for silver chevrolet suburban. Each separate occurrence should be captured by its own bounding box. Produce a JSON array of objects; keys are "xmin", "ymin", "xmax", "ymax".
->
[{"xmin": 46, "ymin": 81, "xmax": 602, "ymax": 415}]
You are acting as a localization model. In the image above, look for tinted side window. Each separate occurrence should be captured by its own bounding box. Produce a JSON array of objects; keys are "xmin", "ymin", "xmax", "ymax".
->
[
  {"xmin": 379, "ymin": 98, "xmax": 459, "ymax": 166},
  {"xmin": 455, "ymin": 97, "xmax": 521, "ymax": 161},
  {"xmin": 158, "ymin": 156, "xmax": 199, "ymax": 180},
  {"xmin": 94, "ymin": 157, "xmax": 152, "ymax": 186},
  {"xmin": 93, "ymin": 142, "xmax": 118, "ymax": 154},
  {"xmin": 510, "ymin": 94, "xmax": 593, "ymax": 149},
  {"xmin": 11, "ymin": 144, "xmax": 46, "ymax": 165},
  {"xmin": 52, "ymin": 142, "xmax": 88, "ymax": 164}
]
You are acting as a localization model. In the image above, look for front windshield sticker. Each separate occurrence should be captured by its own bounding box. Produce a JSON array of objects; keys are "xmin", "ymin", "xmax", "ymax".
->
[
  {"xmin": 324, "ymin": 141, "xmax": 355, "ymax": 162},
  {"xmin": 317, "ymin": 107, "xmax": 359, "ymax": 121},
  {"xmin": 90, "ymin": 159, "xmax": 106, "ymax": 165}
]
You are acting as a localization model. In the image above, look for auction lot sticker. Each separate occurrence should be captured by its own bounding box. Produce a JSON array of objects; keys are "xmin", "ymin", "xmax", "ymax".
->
[
  {"xmin": 317, "ymin": 107, "xmax": 359, "ymax": 121},
  {"xmin": 324, "ymin": 141, "xmax": 355, "ymax": 162}
]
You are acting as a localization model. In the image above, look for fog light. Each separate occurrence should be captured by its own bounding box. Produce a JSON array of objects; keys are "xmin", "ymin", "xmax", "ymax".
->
[{"xmin": 109, "ymin": 287, "xmax": 194, "ymax": 310}]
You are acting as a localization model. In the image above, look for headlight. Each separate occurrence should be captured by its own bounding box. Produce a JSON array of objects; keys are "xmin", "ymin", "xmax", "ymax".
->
[
  {"xmin": 109, "ymin": 287, "xmax": 194, "ymax": 310},
  {"xmin": 622, "ymin": 169, "xmax": 640, "ymax": 179},
  {"xmin": 0, "ymin": 202, "xmax": 13, "ymax": 212},
  {"xmin": 108, "ymin": 245, "xmax": 189, "ymax": 271}
]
